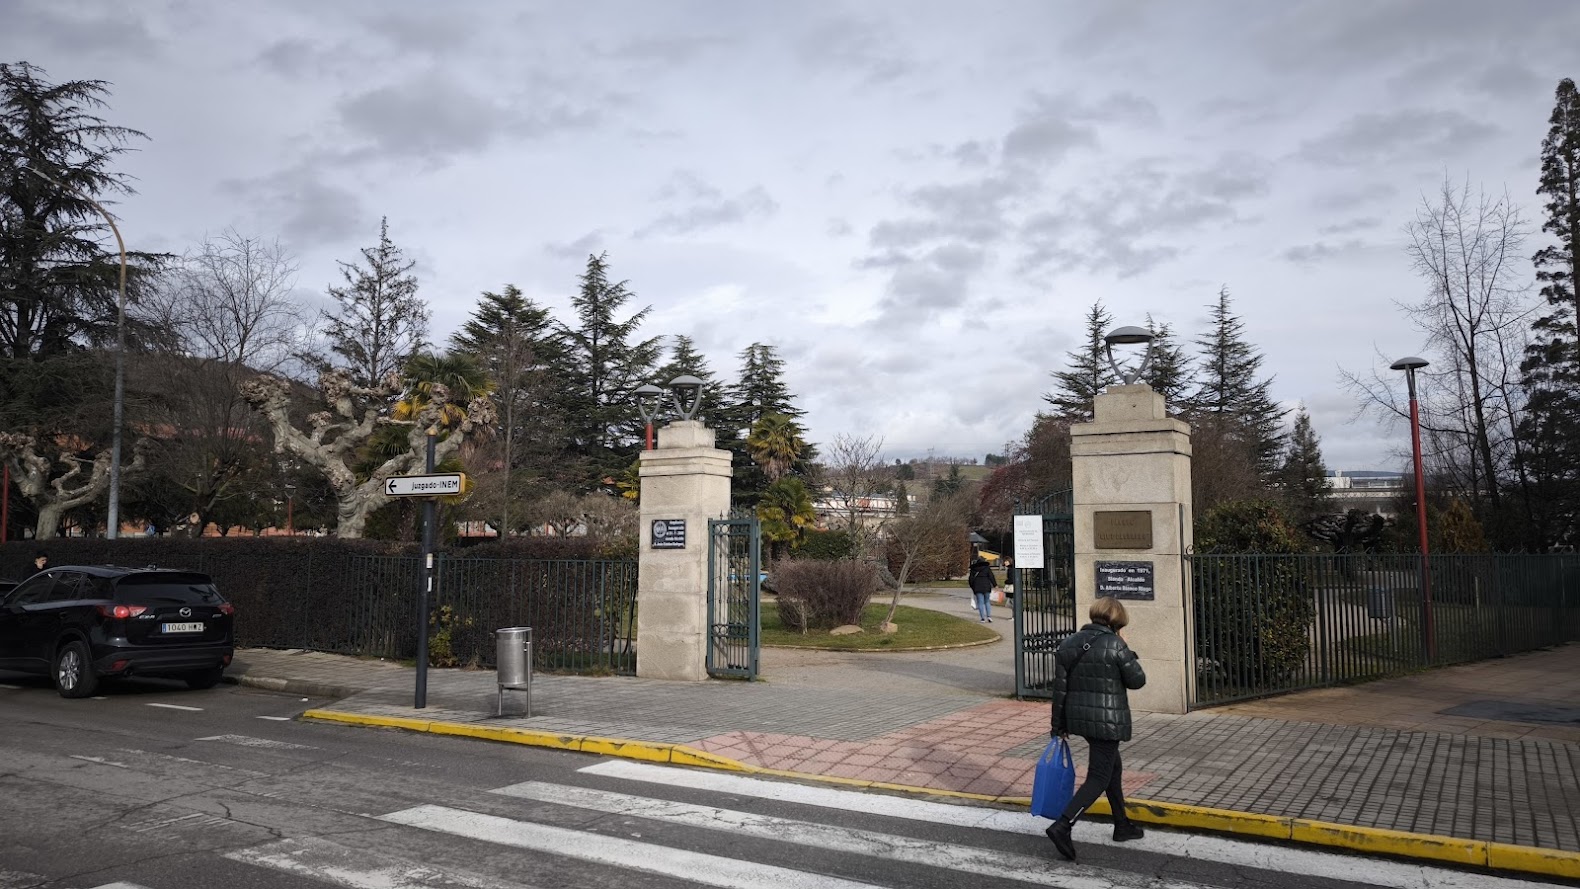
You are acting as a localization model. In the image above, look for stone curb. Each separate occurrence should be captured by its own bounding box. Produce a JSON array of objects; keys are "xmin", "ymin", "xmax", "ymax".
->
[
  {"xmin": 299, "ymin": 708, "xmax": 1580, "ymax": 880},
  {"xmin": 761, "ymin": 634, "xmax": 1003, "ymax": 653},
  {"xmin": 232, "ymin": 674, "xmax": 367, "ymax": 701}
]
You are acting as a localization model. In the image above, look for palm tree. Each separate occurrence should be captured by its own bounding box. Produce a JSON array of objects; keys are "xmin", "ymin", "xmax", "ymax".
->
[
  {"xmin": 757, "ymin": 476, "xmax": 816, "ymax": 560},
  {"xmin": 394, "ymin": 352, "xmax": 495, "ymax": 430},
  {"xmin": 746, "ymin": 413, "xmax": 806, "ymax": 482}
]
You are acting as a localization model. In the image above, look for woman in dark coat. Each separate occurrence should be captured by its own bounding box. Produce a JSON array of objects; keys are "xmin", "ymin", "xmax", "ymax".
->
[
  {"xmin": 966, "ymin": 556, "xmax": 996, "ymax": 622},
  {"xmin": 1046, "ymin": 596, "xmax": 1147, "ymax": 861}
]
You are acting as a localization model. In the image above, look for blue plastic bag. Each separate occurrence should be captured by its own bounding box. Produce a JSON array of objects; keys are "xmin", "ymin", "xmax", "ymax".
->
[{"xmin": 1030, "ymin": 737, "xmax": 1075, "ymax": 819}]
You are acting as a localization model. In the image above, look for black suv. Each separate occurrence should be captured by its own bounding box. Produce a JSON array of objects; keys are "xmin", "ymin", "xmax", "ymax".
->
[{"xmin": 0, "ymin": 565, "xmax": 235, "ymax": 698}]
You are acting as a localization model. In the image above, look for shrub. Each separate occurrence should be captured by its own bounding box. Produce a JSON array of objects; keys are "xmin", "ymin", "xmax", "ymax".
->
[
  {"xmin": 770, "ymin": 558, "xmax": 878, "ymax": 631},
  {"xmin": 1193, "ymin": 500, "xmax": 1315, "ymax": 687},
  {"xmin": 797, "ymin": 529, "xmax": 857, "ymax": 561}
]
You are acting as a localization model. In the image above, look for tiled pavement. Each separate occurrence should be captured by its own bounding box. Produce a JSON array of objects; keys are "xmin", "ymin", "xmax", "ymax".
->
[{"xmin": 230, "ymin": 642, "xmax": 1580, "ymax": 853}]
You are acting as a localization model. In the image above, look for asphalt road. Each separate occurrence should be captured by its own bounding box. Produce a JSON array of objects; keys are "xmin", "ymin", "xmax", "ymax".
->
[{"xmin": 0, "ymin": 672, "xmax": 1561, "ymax": 889}]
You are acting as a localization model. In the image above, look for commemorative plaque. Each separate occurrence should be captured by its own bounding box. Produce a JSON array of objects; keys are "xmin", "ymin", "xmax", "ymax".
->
[
  {"xmin": 1095, "ymin": 560, "xmax": 1155, "ymax": 600},
  {"xmin": 1094, "ymin": 510, "xmax": 1153, "ymax": 550}
]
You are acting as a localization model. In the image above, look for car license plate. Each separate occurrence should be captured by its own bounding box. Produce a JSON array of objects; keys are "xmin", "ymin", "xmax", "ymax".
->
[{"xmin": 161, "ymin": 622, "xmax": 205, "ymax": 634}]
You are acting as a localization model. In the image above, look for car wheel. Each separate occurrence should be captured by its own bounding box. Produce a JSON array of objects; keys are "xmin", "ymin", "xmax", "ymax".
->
[
  {"xmin": 184, "ymin": 667, "xmax": 225, "ymax": 690},
  {"xmin": 54, "ymin": 641, "xmax": 99, "ymax": 699}
]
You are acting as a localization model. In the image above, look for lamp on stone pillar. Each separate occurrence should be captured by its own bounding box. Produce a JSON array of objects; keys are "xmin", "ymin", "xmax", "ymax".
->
[
  {"xmin": 667, "ymin": 375, "xmax": 705, "ymax": 421},
  {"xmin": 1103, "ymin": 326, "xmax": 1157, "ymax": 386},
  {"xmin": 634, "ymin": 383, "xmax": 665, "ymax": 450},
  {"xmin": 1390, "ymin": 355, "xmax": 1434, "ymax": 661}
]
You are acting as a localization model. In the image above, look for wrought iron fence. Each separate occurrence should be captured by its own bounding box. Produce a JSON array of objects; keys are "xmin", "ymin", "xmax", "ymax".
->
[
  {"xmin": 1188, "ymin": 552, "xmax": 1580, "ymax": 707},
  {"xmin": 707, "ymin": 517, "xmax": 760, "ymax": 680},
  {"xmin": 0, "ymin": 547, "xmax": 637, "ymax": 674},
  {"xmin": 1013, "ymin": 490, "xmax": 1077, "ymax": 699}
]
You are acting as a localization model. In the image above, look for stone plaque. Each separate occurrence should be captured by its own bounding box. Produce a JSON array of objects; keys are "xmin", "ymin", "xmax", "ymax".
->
[
  {"xmin": 650, "ymin": 519, "xmax": 687, "ymax": 549},
  {"xmin": 1095, "ymin": 560, "xmax": 1155, "ymax": 600},
  {"xmin": 1094, "ymin": 510, "xmax": 1153, "ymax": 550}
]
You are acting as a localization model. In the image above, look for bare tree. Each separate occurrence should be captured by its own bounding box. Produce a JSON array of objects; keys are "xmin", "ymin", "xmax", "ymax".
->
[
  {"xmin": 0, "ymin": 433, "xmax": 148, "ymax": 538},
  {"xmin": 819, "ymin": 433, "xmax": 891, "ymax": 552},
  {"xmin": 1342, "ymin": 177, "xmax": 1536, "ymax": 542},
  {"xmin": 242, "ymin": 370, "xmax": 496, "ymax": 538},
  {"xmin": 143, "ymin": 230, "xmax": 306, "ymax": 370},
  {"xmin": 880, "ymin": 491, "xmax": 968, "ymax": 627}
]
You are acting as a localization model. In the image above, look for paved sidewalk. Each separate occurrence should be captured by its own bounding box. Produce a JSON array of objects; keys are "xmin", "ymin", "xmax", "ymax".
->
[{"xmin": 229, "ymin": 643, "xmax": 1580, "ymax": 879}]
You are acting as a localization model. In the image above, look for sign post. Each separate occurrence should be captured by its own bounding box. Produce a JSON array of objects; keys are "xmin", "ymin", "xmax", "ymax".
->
[{"xmin": 384, "ymin": 463, "xmax": 466, "ymax": 709}]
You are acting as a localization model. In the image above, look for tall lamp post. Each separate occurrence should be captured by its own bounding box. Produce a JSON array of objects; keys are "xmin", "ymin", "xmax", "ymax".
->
[
  {"xmin": 1391, "ymin": 356, "xmax": 1434, "ymax": 661},
  {"xmin": 26, "ymin": 166, "xmax": 129, "ymax": 539}
]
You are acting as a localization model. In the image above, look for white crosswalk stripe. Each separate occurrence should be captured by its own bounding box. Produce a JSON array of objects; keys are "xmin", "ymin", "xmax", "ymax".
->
[
  {"xmin": 225, "ymin": 836, "xmax": 525, "ymax": 889},
  {"xmin": 490, "ymin": 780, "xmax": 1206, "ymax": 889}
]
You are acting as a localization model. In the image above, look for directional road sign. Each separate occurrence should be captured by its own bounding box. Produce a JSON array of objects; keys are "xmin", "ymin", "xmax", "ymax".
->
[{"xmin": 385, "ymin": 473, "xmax": 465, "ymax": 497}]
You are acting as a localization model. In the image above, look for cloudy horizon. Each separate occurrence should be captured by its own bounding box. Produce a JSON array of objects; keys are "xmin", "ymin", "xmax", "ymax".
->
[{"xmin": 6, "ymin": 0, "xmax": 1577, "ymax": 474}]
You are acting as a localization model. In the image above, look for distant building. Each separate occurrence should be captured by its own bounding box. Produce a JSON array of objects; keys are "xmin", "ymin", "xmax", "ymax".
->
[{"xmin": 1327, "ymin": 470, "xmax": 1407, "ymax": 517}]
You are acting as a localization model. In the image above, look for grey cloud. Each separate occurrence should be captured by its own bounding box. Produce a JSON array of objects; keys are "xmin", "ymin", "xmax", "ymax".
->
[
  {"xmin": 604, "ymin": 35, "xmax": 733, "ymax": 65},
  {"xmin": 5, "ymin": 3, "xmax": 162, "ymax": 58},
  {"xmin": 637, "ymin": 173, "xmax": 778, "ymax": 238},
  {"xmin": 797, "ymin": 17, "xmax": 914, "ymax": 84},
  {"xmin": 362, "ymin": 11, "xmax": 476, "ymax": 55},
  {"xmin": 545, "ymin": 230, "xmax": 605, "ymax": 260},
  {"xmin": 1315, "ymin": 183, "xmax": 1397, "ymax": 211},
  {"xmin": 826, "ymin": 218, "xmax": 854, "ymax": 237},
  {"xmin": 335, "ymin": 74, "xmax": 602, "ymax": 163},
  {"xmin": 1474, "ymin": 62, "xmax": 1545, "ymax": 99},
  {"xmin": 1297, "ymin": 109, "xmax": 1499, "ymax": 167},
  {"xmin": 949, "ymin": 141, "xmax": 994, "ymax": 168},
  {"xmin": 221, "ymin": 165, "xmax": 369, "ymax": 247},
  {"xmin": 1319, "ymin": 217, "xmax": 1382, "ymax": 235},
  {"xmin": 1282, "ymin": 239, "xmax": 1369, "ymax": 264}
]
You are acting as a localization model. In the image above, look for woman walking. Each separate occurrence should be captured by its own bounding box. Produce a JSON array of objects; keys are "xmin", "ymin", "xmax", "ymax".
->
[
  {"xmin": 1046, "ymin": 596, "xmax": 1147, "ymax": 861},
  {"xmin": 966, "ymin": 556, "xmax": 996, "ymax": 622}
]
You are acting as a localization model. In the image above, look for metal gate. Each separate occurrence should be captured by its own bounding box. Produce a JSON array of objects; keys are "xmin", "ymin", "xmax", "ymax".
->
[
  {"xmin": 706, "ymin": 515, "xmax": 761, "ymax": 679},
  {"xmin": 1014, "ymin": 490, "xmax": 1077, "ymax": 699}
]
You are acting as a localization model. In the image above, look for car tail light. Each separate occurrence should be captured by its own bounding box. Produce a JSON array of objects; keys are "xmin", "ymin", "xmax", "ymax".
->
[
  {"xmin": 96, "ymin": 604, "xmax": 147, "ymax": 619},
  {"xmin": 218, "ymin": 603, "xmax": 235, "ymax": 615}
]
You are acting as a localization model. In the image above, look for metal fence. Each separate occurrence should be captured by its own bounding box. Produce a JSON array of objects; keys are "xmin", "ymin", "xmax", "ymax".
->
[
  {"xmin": 1013, "ymin": 490, "xmax": 1077, "ymax": 700},
  {"xmin": 1, "ymin": 548, "xmax": 637, "ymax": 675},
  {"xmin": 707, "ymin": 517, "xmax": 760, "ymax": 680},
  {"xmin": 1188, "ymin": 552, "xmax": 1580, "ymax": 707}
]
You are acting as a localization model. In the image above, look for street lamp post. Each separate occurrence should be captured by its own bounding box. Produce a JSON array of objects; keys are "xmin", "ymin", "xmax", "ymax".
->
[
  {"xmin": 634, "ymin": 384, "xmax": 664, "ymax": 450},
  {"xmin": 1391, "ymin": 356, "xmax": 1434, "ymax": 661},
  {"xmin": 25, "ymin": 166, "xmax": 128, "ymax": 539},
  {"xmin": 1103, "ymin": 326, "xmax": 1157, "ymax": 386},
  {"xmin": 667, "ymin": 375, "xmax": 705, "ymax": 421}
]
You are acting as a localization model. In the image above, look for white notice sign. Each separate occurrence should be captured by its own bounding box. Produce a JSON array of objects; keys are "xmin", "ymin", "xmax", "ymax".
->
[
  {"xmin": 385, "ymin": 473, "xmax": 465, "ymax": 497},
  {"xmin": 1013, "ymin": 514, "xmax": 1045, "ymax": 569}
]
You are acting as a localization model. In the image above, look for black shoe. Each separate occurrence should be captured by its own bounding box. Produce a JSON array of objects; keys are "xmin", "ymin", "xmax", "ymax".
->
[
  {"xmin": 1113, "ymin": 821, "xmax": 1145, "ymax": 842},
  {"xmin": 1045, "ymin": 819, "xmax": 1077, "ymax": 861}
]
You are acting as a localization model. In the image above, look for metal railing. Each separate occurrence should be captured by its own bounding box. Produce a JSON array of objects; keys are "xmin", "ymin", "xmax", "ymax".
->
[
  {"xmin": 1188, "ymin": 552, "xmax": 1580, "ymax": 707},
  {"xmin": 1013, "ymin": 490, "xmax": 1077, "ymax": 699}
]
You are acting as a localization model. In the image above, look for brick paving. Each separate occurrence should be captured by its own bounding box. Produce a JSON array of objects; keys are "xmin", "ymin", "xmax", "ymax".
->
[{"xmin": 231, "ymin": 642, "xmax": 1580, "ymax": 852}]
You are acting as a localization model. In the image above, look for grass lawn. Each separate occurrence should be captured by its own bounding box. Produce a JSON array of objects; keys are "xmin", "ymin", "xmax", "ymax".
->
[{"xmin": 761, "ymin": 601, "xmax": 999, "ymax": 650}]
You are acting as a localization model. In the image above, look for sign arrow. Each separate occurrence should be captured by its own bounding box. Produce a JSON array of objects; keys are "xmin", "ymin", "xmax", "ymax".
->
[{"xmin": 387, "ymin": 478, "xmax": 398, "ymax": 495}]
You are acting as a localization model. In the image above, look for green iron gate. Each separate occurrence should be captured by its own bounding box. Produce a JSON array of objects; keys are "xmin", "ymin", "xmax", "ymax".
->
[
  {"xmin": 1014, "ymin": 490, "xmax": 1078, "ymax": 699},
  {"xmin": 706, "ymin": 515, "xmax": 761, "ymax": 679}
]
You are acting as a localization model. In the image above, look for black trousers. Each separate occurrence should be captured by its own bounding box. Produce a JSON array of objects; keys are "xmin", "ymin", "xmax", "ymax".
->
[{"xmin": 1060, "ymin": 737, "xmax": 1128, "ymax": 823}]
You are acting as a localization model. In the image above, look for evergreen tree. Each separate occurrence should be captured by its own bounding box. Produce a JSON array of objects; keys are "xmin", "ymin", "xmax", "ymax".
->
[
  {"xmin": 1045, "ymin": 301, "xmax": 1118, "ymax": 420},
  {"xmin": 1187, "ymin": 286, "xmax": 1287, "ymax": 479},
  {"xmin": 1140, "ymin": 314, "xmax": 1192, "ymax": 409},
  {"xmin": 725, "ymin": 342, "xmax": 803, "ymax": 431},
  {"xmin": 1276, "ymin": 406, "xmax": 1332, "ymax": 529},
  {"xmin": 322, "ymin": 218, "xmax": 429, "ymax": 388},
  {"xmin": 549, "ymin": 253, "xmax": 660, "ymax": 488},
  {"xmin": 655, "ymin": 334, "xmax": 726, "ymax": 428},
  {"xmin": 449, "ymin": 285, "xmax": 559, "ymax": 531},
  {"xmin": 932, "ymin": 463, "xmax": 964, "ymax": 498},
  {"xmin": 1518, "ymin": 77, "xmax": 1580, "ymax": 547}
]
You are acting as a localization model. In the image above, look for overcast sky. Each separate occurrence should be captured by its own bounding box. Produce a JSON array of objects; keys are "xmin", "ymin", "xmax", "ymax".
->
[{"xmin": 6, "ymin": 0, "xmax": 1578, "ymax": 472}]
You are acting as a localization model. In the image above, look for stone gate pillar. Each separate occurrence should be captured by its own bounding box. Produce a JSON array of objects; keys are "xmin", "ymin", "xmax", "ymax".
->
[
  {"xmin": 1071, "ymin": 384, "xmax": 1193, "ymax": 715},
  {"xmin": 637, "ymin": 419, "xmax": 731, "ymax": 681}
]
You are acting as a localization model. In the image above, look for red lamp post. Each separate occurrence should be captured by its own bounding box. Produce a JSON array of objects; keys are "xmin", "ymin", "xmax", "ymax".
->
[{"xmin": 1391, "ymin": 356, "xmax": 1434, "ymax": 661}]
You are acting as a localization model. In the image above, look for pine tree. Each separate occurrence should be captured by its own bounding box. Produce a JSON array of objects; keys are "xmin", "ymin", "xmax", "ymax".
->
[
  {"xmin": 1277, "ymin": 406, "xmax": 1332, "ymax": 529},
  {"xmin": 655, "ymin": 335, "xmax": 725, "ymax": 428},
  {"xmin": 1140, "ymin": 314, "xmax": 1192, "ymax": 409},
  {"xmin": 1187, "ymin": 286, "xmax": 1287, "ymax": 479},
  {"xmin": 449, "ymin": 284, "xmax": 559, "ymax": 532},
  {"xmin": 1045, "ymin": 301, "xmax": 1118, "ymax": 420},
  {"xmin": 725, "ymin": 342, "xmax": 803, "ymax": 431},
  {"xmin": 549, "ymin": 253, "xmax": 660, "ymax": 488},
  {"xmin": 322, "ymin": 218, "xmax": 428, "ymax": 388},
  {"xmin": 1518, "ymin": 78, "xmax": 1580, "ymax": 547}
]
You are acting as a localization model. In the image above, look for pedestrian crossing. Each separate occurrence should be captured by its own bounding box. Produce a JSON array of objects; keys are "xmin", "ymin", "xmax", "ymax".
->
[{"xmin": 26, "ymin": 762, "xmax": 1555, "ymax": 889}]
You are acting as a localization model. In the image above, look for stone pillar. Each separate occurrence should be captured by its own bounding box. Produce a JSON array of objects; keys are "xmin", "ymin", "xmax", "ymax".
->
[
  {"xmin": 1070, "ymin": 384, "xmax": 1193, "ymax": 715},
  {"xmin": 637, "ymin": 420, "xmax": 732, "ymax": 681}
]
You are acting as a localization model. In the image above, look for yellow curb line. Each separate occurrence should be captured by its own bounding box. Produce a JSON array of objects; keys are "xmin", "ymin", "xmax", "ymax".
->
[{"xmin": 301, "ymin": 709, "xmax": 1580, "ymax": 880}]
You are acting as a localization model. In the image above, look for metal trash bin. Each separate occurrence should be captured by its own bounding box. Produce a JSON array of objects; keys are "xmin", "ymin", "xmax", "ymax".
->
[
  {"xmin": 1367, "ymin": 587, "xmax": 1395, "ymax": 621},
  {"xmin": 496, "ymin": 626, "xmax": 532, "ymax": 717}
]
